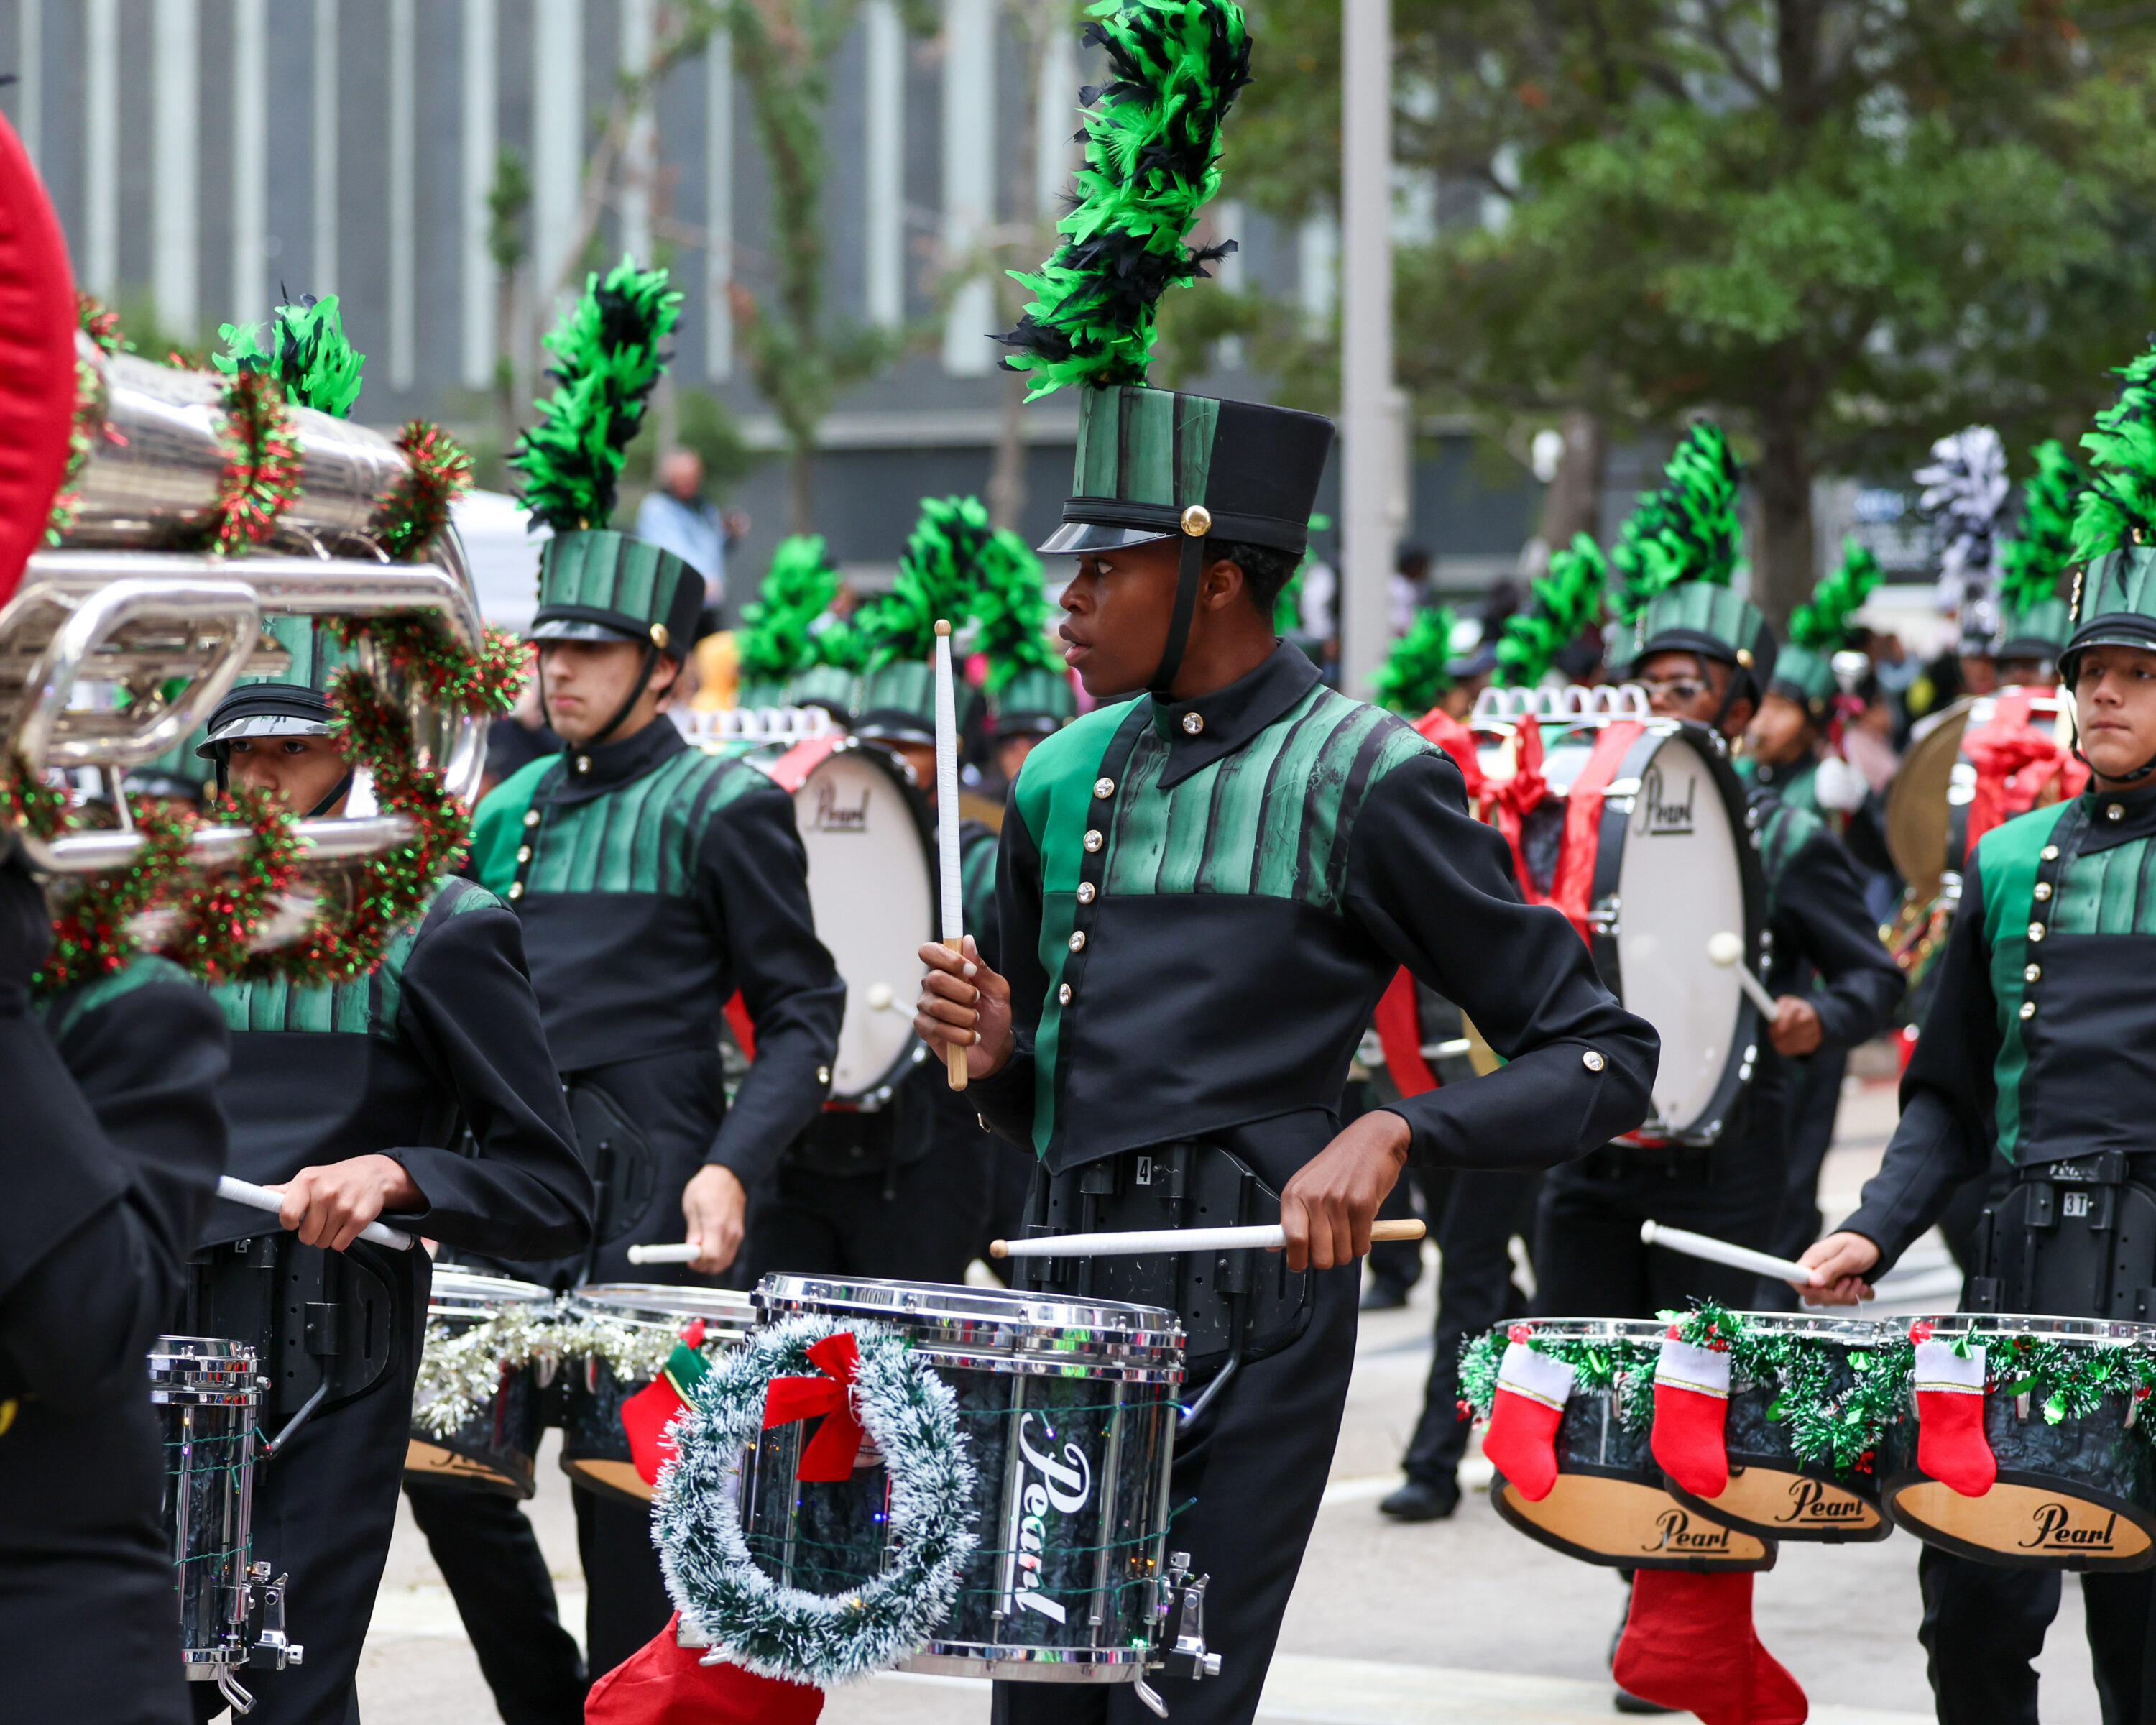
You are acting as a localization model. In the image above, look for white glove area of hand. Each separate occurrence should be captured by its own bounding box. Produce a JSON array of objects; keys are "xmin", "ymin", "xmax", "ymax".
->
[{"xmin": 1814, "ymin": 753, "xmax": 1869, "ymax": 812}]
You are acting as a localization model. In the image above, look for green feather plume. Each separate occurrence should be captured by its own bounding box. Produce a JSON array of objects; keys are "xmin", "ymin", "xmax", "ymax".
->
[
  {"xmin": 510, "ymin": 257, "xmax": 682, "ymax": 533},
  {"xmin": 862, "ymin": 497, "xmax": 997, "ymax": 671},
  {"xmin": 213, "ymin": 293, "xmax": 365, "ymax": 418},
  {"xmin": 1495, "ymin": 533, "xmax": 1607, "ymax": 689},
  {"xmin": 1609, "ymin": 424, "xmax": 1743, "ymax": 620},
  {"xmin": 2073, "ymin": 346, "xmax": 2156, "ymax": 566},
  {"xmin": 969, "ymin": 523, "xmax": 1061, "ymax": 694},
  {"xmin": 1373, "ymin": 607, "xmax": 1457, "ymax": 715},
  {"xmin": 1790, "ymin": 539, "xmax": 1881, "ymax": 652},
  {"xmin": 736, "ymin": 536, "xmax": 840, "ymax": 686},
  {"xmin": 2004, "ymin": 439, "xmax": 2083, "ymax": 611},
  {"xmin": 996, "ymin": 0, "xmax": 1252, "ymax": 399}
]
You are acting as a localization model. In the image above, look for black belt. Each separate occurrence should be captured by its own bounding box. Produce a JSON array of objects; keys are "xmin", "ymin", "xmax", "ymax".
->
[{"xmin": 1580, "ymin": 1140, "xmax": 1715, "ymax": 1179}]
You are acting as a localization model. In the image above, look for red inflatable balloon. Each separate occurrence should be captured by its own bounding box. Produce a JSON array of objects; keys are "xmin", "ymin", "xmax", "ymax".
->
[{"xmin": 0, "ymin": 110, "xmax": 80, "ymax": 608}]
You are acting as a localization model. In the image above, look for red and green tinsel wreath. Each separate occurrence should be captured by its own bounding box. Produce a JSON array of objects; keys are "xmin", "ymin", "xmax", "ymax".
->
[{"xmin": 374, "ymin": 420, "xmax": 475, "ymax": 561}]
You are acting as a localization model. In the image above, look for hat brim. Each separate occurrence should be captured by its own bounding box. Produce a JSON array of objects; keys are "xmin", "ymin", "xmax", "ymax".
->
[
  {"xmin": 196, "ymin": 712, "xmax": 336, "ymax": 756},
  {"xmin": 1037, "ymin": 520, "xmax": 1175, "ymax": 556},
  {"xmin": 529, "ymin": 617, "xmax": 647, "ymax": 645},
  {"xmin": 854, "ymin": 712, "xmax": 938, "ymax": 746}
]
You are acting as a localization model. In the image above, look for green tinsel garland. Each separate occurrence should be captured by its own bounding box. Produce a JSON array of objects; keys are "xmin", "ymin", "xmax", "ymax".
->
[
  {"xmin": 1373, "ymin": 607, "xmax": 1456, "ymax": 714},
  {"xmin": 214, "ymin": 293, "xmax": 367, "ymax": 419},
  {"xmin": 1789, "ymin": 540, "xmax": 1882, "ymax": 654},
  {"xmin": 998, "ymin": 0, "xmax": 1252, "ymax": 399},
  {"xmin": 1609, "ymin": 424, "xmax": 1743, "ymax": 622},
  {"xmin": 1661, "ymin": 1302, "xmax": 1907, "ymax": 1475},
  {"xmin": 211, "ymin": 369, "xmax": 305, "ymax": 556},
  {"xmin": 654, "ymin": 1315, "xmax": 978, "ymax": 1685},
  {"xmin": 2000, "ymin": 439, "xmax": 2081, "ymax": 615},
  {"xmin": 1496, "ymin": 533, "xmax": 1606, "ymax": 689},
  {"xmin": 510, "ymin": 257, "xmax": 682, "ymax": 533},
  {"xmin": 375, "ymin": 422, "xmax": 476, "ymax": 561},
  {"xmin": 1457, "ymin": 1322, "xmax": 1661, "ymax": 1440},
  {"xmin": 1911, "ymin": 1319, "xmax": 2156, "ymax": 1430},
  {"xmin": 2073, "ymin": 344, "xmax": 2156, "ymax": 567}
]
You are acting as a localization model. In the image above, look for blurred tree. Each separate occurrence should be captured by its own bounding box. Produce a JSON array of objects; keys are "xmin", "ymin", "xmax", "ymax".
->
[{"xmin": 1230, "ymin": 1, "xmax": 2156, "ymax": 623}]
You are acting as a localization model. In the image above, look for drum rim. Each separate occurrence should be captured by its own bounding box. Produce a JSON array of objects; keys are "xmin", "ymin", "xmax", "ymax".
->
[
  {"xmin": 568, "ymin": 1282, "xmax": 761, "ymax": 1334},
  {"xmin": 1715, "ymin": 1311, "xmax": 1892, "ymax": 1346},
  {"xmin": 1513, "ymin": 1317, "xmax": 1674, "ymax": 1344},
  {"xmin": 796, "ymin": 737, "xmax": 941, "ymax": 1105},
  {"xmin": 752, "ymin": 1272, "xmax": 1184, "ymax": 1335},
  {"xmin": 1593, "ymin": 719, "xmax": 1768, "ymax": 1146},
  {"xmin": 428, "ymin": 1267, "xmax": 556, "ymax": 1307},
  {"xmin": 1915, "ymin": 1312, "xmax": 2156, "ymax": 1347}
]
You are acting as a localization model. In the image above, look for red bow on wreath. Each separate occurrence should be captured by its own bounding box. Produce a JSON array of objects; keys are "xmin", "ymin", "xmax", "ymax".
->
[{"xmin": 761, "ymin": 1330, "xmax": 866, "ymax": 1481}]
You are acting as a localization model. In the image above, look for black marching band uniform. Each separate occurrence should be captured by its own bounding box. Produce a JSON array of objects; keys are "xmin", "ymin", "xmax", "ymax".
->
[
  {"xmin": 183, "ymin": 671, "xmax": 594, "ymax": 1724},
  {"xmin": 970, "ymin": 382, "xmax": 1661, "ymax": 1724},
  {"xmin": 0, "ymin": 860, "xmax": 230, "ymax": 1725},
  {"xmin": 466, "ymin": 528, "xmax": 843, "ymax": 1680},
  {"xmin": 1533, "ymin": 520, "xmax": 1903, "ymax": 1320},
  {"xmin": 1830, "ymin": 550, "xmax": 2156, "ymax": 1725}
]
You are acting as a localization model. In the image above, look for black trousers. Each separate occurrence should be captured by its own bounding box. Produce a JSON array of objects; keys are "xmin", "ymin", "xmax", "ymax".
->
[
  {"xmin": 1400, "ymin": 1169, "xmax": 1537, "ymax": 1484},
  {"xmin": 402, "ymin": 1482, "xmax": 587, "ymax": 1725},
  {"xmin": 1754, "ymin": 1049, "xmax": 1848, "ymax": 1312},
  {"xmin": 193, "ymin": 1350, "xmax": 420, "ymax": 1723},
  {"xmin": 1919, "ymin": 1545, "xmax": 2155, "ymax": 1725},
  {"xmin": 1533, "ymin": 1131, "xmax": 1785, "ymax": 1319},
  {"xmin": 744, "ymin": 1134, "xmax": 992, "ymax": 1287},
  {"xmin": 989, "ymin": 1260, "xmax": 1361, "ymax": 1725},
  {"xmin": 574, "ymin": 1486, "xmax": 678, "ymax": 1683}
]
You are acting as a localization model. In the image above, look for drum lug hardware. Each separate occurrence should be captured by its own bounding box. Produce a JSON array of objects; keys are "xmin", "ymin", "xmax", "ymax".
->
[
  {"xmin": 1587, "ymin": 895, "xmax": 1620, "ymax": 935},
  {"xmin": 2016, "ymin": 1391, "xmax": 2032, "ymax": 1421},
  {"xmin": 1158, "ymin": 1570, "xmax": 1221, "ymax": 1682},
  {"xmin": 215, "ymin": 1669, "xmax": 257, "ymax": 1715}
]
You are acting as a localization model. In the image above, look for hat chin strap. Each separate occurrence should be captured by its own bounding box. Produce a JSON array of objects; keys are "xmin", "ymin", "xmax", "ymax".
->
[{"xmin": 1147, "ymin": 537, "xmax": 1207, "ymax": 699}]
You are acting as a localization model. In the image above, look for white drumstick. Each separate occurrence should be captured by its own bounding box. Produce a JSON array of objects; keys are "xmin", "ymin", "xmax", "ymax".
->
[
  {"xmin": 216, "ymin": 1175, "xmax": 415, "ymax": 1251},
  {"xmin": 1641, "ymin": 1219, "xmax": 1820, "ymax": 1287},
  {"xmin": 990, "ymin": 1220, "xmax": 1427, "ymax": 1259},
  {"xmin": 933, "ymin": 618, "xmax": 967, "ymax": 1093},
  {"xmin": 1707, "ymin": 930, "xmax": 1781, "ymax": 1018},
  {"xmin": 627, "ymin": 1242, "xmax": 702, "ymax": 1266}
]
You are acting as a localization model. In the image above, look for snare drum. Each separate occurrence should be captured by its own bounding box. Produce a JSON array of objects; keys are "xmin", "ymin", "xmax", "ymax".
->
[
  {"xmin": 405, "ymin": 1269, "xmax": 557, "ymax": 1498},
  {"xmin": 746, "ymin": 1274, "xmax": 1186, "ymax": 1683},
  {"xmin": 559, "ymin": 1284, "xmax": 758, "ymax": 1503},
  {"xmin": 1659, "ymin": 1313, "xmax": 1895, "ymax": 1542},
  {"xmin": 1488, "ymin": 1320, "xmax": 1776, "ymax": 1571},
  {"xmin": 151, "ymin": 1336, "xmax": 300, "ymax": 1693},
  {"xmin": 788, "ymin": 739, "xmax": 936, "ymax": 1106},
  {"xmin": 1884, "ymin": 1315, "xmax": 2156, "ymax": 1572}
]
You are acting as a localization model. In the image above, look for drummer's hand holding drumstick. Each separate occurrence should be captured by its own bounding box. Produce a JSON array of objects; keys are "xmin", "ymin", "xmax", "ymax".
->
[
  {"xmin": 1790, "ymin": 1230, "xmax": 1881, "ymax": 1307},
  {"xmin": 267, "ymin": 1156, "xmax": 425, "ymax": 1254},
  {"xmin": 915, "ymin": 936, "xmax": 1015, "ymax": 1082},
  {"xmin": 681, "ymin": 1165, "xmax": 749, "ymax": 1275},
  {"xmin": 1766, "ymin": 996, "xmax": 1824, "ymax": 1058}
]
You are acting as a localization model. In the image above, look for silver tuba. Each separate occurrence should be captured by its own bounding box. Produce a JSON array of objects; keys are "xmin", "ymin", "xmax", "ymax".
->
[{"xmin": 4, "ymin": 336, "xmax": 493, "ymax": 955}]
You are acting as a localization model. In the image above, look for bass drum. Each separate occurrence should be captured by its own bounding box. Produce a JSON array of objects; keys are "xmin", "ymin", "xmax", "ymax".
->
[
  {"xmin": 1534, "ymin": 718, "xmax": 1766, "ymax": 1145},
  {"xmin": 791, "ymin": 739, "xmax": 937, "ymax": 1105}
]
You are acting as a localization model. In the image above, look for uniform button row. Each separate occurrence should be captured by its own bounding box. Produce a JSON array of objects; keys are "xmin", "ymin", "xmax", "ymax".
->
[
  {"xmin": 1084, "ymin": 829, "xmax": 1103, "ymax": 853},
  {"xmin": 1058, "ymin": 983, "xmax": 1072, "ymax": 1005},
  {"xmin": 1077, "ymin": 882, "xmax": 1096, "ymax": 904},
  {"xmin": 1069, "ymin": 932, "xmax": 1086, "ymax": 952},
  {"xmin": 2033, "ymin": 881, "xmax": 2052, "ymax": 901}
]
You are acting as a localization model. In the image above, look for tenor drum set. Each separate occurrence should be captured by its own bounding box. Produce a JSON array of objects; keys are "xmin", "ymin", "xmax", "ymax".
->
[{"xmin": 1481, "ymin": 1310, "xmax": 2156, "ymax": 1578}]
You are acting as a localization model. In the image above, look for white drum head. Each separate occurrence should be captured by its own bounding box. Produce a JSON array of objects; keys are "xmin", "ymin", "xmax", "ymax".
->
[
  {"xmin": 793, "ymin": 746, "xmax": 936, "ymax": 1100},
  {"xmin": 1611, "ymin": 732, "xmax": 1748, "ymax": 1137}
]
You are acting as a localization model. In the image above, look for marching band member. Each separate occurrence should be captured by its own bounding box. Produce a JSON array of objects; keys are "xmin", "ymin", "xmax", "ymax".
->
[
  {"xmin": 0, "ymin": 853, "xmax": 230, "ymax": 1725},
  {"xmin": 1797, "ymin": 359, "xmax": 2156, "ymax": 1725},
  {"xmin": 464, "ymin": 258, "xmax": 843, "ymax": 1684},
  {"xmin": 1532, "ymin": 428, "xmax": 1902, "ymax": 1322},
  {"xmin": 741, "ymin": 497, "xmax": 1005, "ymax": 1288},
  {"xmin": 184, "ymin": 662, "xmax": 593, "ymax": 1725},
  {"xmin": 915, "ymin": 369, "xmax": 1658, "ymax": 1725}
]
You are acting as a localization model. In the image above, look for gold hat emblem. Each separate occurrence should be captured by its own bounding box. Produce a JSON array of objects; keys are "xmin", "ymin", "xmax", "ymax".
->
[
  {"xmin": 1180, "ymin": 505, "xmax": 1212, "ymax": 537},
  {"xmin": 650, "ymin": 622, "xmax": 671, "ymax": 649}
]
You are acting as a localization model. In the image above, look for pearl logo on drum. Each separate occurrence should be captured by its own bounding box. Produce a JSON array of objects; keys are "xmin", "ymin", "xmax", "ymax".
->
[
  {"xmin": 1633, "ymin": 765, "xmax": 1697, "ymax": 838},
  {"xmin": 1774, "ymin": 1478, "xmax": 1866, "ymax": 1524},
  {"xmin": 2019, "ymin": 1503, "xmax": 2119, "ymax": 1552},
  {"xmin": 811, "ymin": 781, "xmax": 871, "ymax": 833},
  {"xmin": 1010, "ymin": 1414, "xmax": 1095, "ymax": 1624},
  {"xmin": 1644, "ymin": 1507, "xmax": 1733, "ymax": 1553}
]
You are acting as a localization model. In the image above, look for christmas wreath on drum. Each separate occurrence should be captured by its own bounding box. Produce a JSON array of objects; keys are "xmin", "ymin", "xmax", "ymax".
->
[{"xmin": 652, "ymin": 1315, "xmax": 978, "ymax": 1685}]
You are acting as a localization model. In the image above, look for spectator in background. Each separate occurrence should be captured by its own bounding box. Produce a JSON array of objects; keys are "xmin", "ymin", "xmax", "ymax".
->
[
  {"xmin": 1392, "ymin": 546, "xmax": 1431, "ymax": 635},
  {"xmin": 635, "ymin": 449, "xmax": 747, "ymax": 610}
]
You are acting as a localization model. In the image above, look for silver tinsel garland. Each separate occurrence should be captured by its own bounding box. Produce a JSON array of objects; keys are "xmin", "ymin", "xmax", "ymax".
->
[
  {"xmin": 653, "ymin": 1313, "xmax": 979, "ymax": 1685},
  {"xmin": 411, "ymin": 1306, "xmax": 724, "ymax": 1440}
]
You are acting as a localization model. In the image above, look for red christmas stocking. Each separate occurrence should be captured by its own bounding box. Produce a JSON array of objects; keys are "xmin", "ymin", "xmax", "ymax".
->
[
  {"xmin": 619, "ymin": 1332, "xmax": 711, "ymax": 1489},
  {"xmin": 1614, "ymin": 1571, "xmax": 1807, "ymax": 1725},
  {"xmin": 1912, "ymin": 1338, "xmax": 1995, "ymax": 1497},
  {"xmin": 1481, "ymin": 1340, "xmax": 1575, "ymax": 1501},
  {"xmin": 1651, "ymin": 1336, "xmax": 1733, "ymax": 1499},
  {"xmin": 585, "ymin": 1615, "xmax": 824, "ymax": 1725}
]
